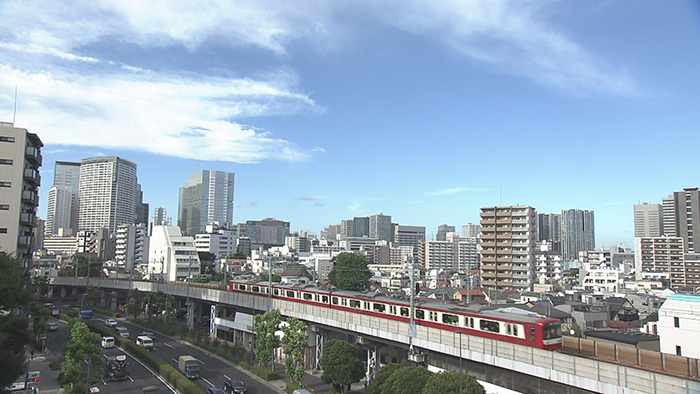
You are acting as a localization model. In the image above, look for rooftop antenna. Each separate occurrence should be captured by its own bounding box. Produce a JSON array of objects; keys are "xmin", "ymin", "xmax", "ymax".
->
[{"xmin": 12, "ymin": 85, "xmax": 17, "ymax": 125}]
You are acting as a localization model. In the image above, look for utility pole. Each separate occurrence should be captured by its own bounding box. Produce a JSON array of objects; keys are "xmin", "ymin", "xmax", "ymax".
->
[
  {"xmin": 408, "ymin": 258, "xmax": 417, "ymax": 358},
  {"xmin": 267, "ymin": 252, "xmax": 272, "ymax": 312}
]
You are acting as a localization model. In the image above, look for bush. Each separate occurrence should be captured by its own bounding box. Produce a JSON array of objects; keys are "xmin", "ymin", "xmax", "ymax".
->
[
  {"xmin": 286, "ymin": 381, "xmax": 305, "ymax": 393},
  {"xmin": 248, "ymin": 365, "xmax": 278, "ymax": 381}
]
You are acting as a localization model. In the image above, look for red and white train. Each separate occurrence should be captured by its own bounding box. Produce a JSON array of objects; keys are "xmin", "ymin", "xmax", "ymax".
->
[{"xmin": 228, "ymin": 279, "xmax": 563, "ymax": 351}]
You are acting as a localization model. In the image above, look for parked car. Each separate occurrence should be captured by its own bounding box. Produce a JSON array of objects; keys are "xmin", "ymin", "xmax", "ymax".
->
[
  {"xmin": 47, "ymin": 322, "xmax": 58, "ymax": 331},
  {"xmin": 139, "ymin": 331, "xmax": 156, "ymax": 341},
  {"xmin": 223, "ymin": 379, "xmax": 246, "ymax": 394},
  {"xmin": 104, "ymin": 318, "xmax": 118, "ymax": 328},
  {"xmin": 115, "ymin": 326, "xmax": 129, "ymax": 338}
]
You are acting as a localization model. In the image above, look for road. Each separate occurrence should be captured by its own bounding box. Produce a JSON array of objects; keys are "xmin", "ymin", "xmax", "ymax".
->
[{"xmin": 97, "ymin": 316, "xmax": 272, "ymax": 393}]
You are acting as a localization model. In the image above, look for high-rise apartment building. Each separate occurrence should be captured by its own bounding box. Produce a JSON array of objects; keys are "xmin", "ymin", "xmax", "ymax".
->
[
  {"xmin": 45, "ymin": 161, "xmax": 80, "ymax": 236},
  {"xmin": 0, "ymin": 122, "xmax": 43, "ymax": 266},
  {"xmin": 421, "ymin": 232, "xmax": 478, "ymax": 273},
  {"xmin": 115, "ymin": 223, "xmax": 148, "ymax": 271},
  {"xmin": 480, "ymin": 206, "xmax": 537, "ymax": 292},
  {"xmin": 662, "ymin": 188, "xmax": 700, "ymax": 253},
  {"xmin": 634, "ymin": 203, "xmax": 663, "ymax": 237},
  {"xmin": 178, "ymin": 170, "xmax": 234, "ymax": 235},
  {"xmin": 393, "ymin": 225, "xmax": 426, "ymax": 249},
  {"xmin": 634, "ymin": 236, "xmax": 688, "ymax": 289},
  {"xmin": 560, "ymin": 209, "xmax": 595, "ymax": 261},
  {"xmin": 369, "ymin": 213, "xmax": 392, "ymax": 243},
  {"xmin": 461, "ymin": 223, "xmax": 480, "ymax": 239},
  {"xmin": 436, "ymin": 224, "xmax": 455, "ymax": 241},
  {"xmin": 77, "ymin": 157, "xmax": 138, "ymax": 234},
  {"xmin": 537, "ymin": 213, "xmax": 561, "ymax": 251}
]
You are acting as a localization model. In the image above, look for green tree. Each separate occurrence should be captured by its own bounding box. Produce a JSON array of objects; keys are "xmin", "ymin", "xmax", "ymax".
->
[
  {"xmin": 254, "ymin": 309, "xmax": 281, "ymax": 369},
  {"xmin": 86, "ymin": 286, "xmax": 100, "ymax": 307},
  {"xmin": 321, "ymin": 339, "xmax": 364, "ymax": 393},
  {"xmin": 72, "ymin": 255, "xmax": 102, "ymax": 277},
  {"xmin": 380, "ymin": 364, "xmax": 431, "ymax": 394},
  {"xmin": 563, "ymin": 322, "xmax": 585, "ymax": 338},
  {"xmin": 271, "ymin": 274, "xmax": 282, "ymax": 283},
  {"xmin": 369, "ymin": 362, "xmax": 409, "ymax": 394},
  {"xmin": 230, "ymin": 251, "xmax": 247, "ymax": 259},
  {"xmin": 280, "ymin": 318, "xmax": 308, "ymax": 384},
  {"xmin": 126, "ymin": 288, "xmax": 141, "ymax": 317},
  {"xmin": 328, "ymin": 253, "xmax": 371, "ymax": 291},
  {"xmin": 62, "ymin": 320, "xmax": 103, "ymax": 393},
  {"xmin": 33, "ymin": 275, "xmax": 51, "ymax": 299},
  {"xmin": 421, "ymin": 371, "xmax": 485, "ymax": 394},
  {"xmin": 164, "ymin": 294, "xmax": 176, "ymax": 325},
  {"xmin": 0, "ymin": 253, "xmax": 33, "ymax": 388}
]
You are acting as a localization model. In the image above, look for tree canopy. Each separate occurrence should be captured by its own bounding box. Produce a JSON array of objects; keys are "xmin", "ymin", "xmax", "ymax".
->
[
  {"xmin": 422, "ymin": 371, "xmax": 485, "ymax": 394},
  {"xmin": 254, "ymin": 309, "xmax": 281, "ymax": 369},
  {"xmin": 280, "ymin": 318, "xmax": 308, "ymax": 384},
  {"xmin": 321, "ymin": 339, "xmax": 365, "ymax": 393},
  {"xmin": 380, "ymin": 364, "xmax": 432, "ymax": 394},
  {"xmin": 61, "ymin": 320, "xmax": 103, "ymax": 393},
  {"xmin": 328, "ymin": 252, "xmax": 372, "ymax": 291},
  {"xmin": 0, "ymin": 253, "xmax": 32, "ymax": 388}
]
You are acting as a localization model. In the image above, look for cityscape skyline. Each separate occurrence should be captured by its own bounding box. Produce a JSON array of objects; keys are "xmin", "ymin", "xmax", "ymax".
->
[{"xmin": 1, "ymin": 2, "xmax": 699, "ymax": 247}]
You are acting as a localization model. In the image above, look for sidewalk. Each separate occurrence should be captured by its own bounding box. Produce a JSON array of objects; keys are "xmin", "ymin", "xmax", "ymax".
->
[
  {"xmin": 29, "ymin": 346, "xmax": 65, "ymax": 394},
  {"xmin": 267, "ymin": 363, "xmax": 367, "ymax": 394}
]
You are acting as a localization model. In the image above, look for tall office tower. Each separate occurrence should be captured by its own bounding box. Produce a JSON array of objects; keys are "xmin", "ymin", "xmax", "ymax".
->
[
  {"xmin": 537, "ymin": 213, "xmax": 561, "ymax": 251},
  {"xmin": 480, "ymin": 206, "xmax": 537, "ymax": 292},
  {"xmin": 369, "ymin": 213, "xmax": 392, "ymax": 243},
  {"xmin": 45, "ymin": 161, "xmax": 80, "ymax": 236},
  {"xmin": 0, "ymin": 122, "xmax": 43, "ymax": 266},
  {"xmin": 662, "ymin": 188, "xmax": 700, "ymax": 253},
  {"xmin": 321, "ymin": 224, "xmax": 341, "ymax": 241},
  {"xmin": 353, "ymin": 216, "xmax": 370, "ymax": 237},
  {"xmin": 560, "ymin": 209, "xmax": 595, "ymax": 261},
  {"xmin": 462, "ymin": 223, "xmax": 480, "ymax": 239},
  {"xmin": 340, "ymin": 219, "xmax": 354, "ymax": 238},
  {"xmin": 634, "ymin": 203, "xmax": 663, "ymax": 237},
  {"xmin": 178, "ymin": 170, "xmax": 234, "ymax": 235},
  {"xmin": 134, "ymin": 184, "xmax": 149, "ymax": 224},
  {"xmin": 243, "ymin": 218, "xmax": 290, "ymax": 250},
  {"xmin": 436, "ymin": 224, "xmax": 455, "ymax": 241},
  {"xmin": 393, "ymin": 225, "xmax": 426, "ymax": 248},
  {"xmin": 77, "ymin": 157, "xmax": 138, "ymax": 234},
  {"xmin": 150, "ymin": 207, "xmax": 168, "ymax": 235}
]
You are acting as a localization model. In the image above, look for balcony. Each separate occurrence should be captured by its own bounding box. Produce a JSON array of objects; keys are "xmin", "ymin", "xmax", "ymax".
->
[
  {"xmin": 23, "ymin": 168, "xmax": 40, "ymax": 186},
  {"xmin": 25, "ymin": 146, "xmax": 42, "ymax": 166},
  {"xmin": 22, "ymin": 190, "xmax": 38, "ymax": 204},
  {"xmin": 481, "ymin": 264, "xmax": 496, "ymax": 271},
  {"xmin": 481, "ymin": 242, "xmax": 496, "ymax": 248},
  {"xmin": 480, "ymin": 219, "xmax": 495, "ymax": 225},
  {"xmin": 18, "ymin": 235, "xmax": 33, "ymax": 246},
  {"xmin": 19, "ymin": 213, "xmax": 34, "ymax": 226},
  {"xmin": 497, "ymin": 264, "xmax": 513, "ymax": 271}
]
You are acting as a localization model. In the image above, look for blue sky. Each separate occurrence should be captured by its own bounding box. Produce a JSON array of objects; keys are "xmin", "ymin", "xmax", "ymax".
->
[{"xmin": 1, "ymin": 1, "xmax": 699, "ymax": 247}]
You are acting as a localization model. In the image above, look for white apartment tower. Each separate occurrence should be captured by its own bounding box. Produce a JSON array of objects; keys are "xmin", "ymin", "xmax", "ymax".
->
[
  {"xmin": 45, "ymin": 161, "xmax": 80, "ymax": 236},
  {"xmin": 77, "ymin": 157, "xmax": 138, "ymax": 234},
  {"xmin": 115, "ymin": 223, "xmax": 149, "ymax": 271},
  {"xmin": 634, "ymin": 203, "xmax": 663, "ymax": 237},
  {"xmin": 178, "ymin": 170, "xmax": 234, "ymax": 235},
  {"xmin": 422, "ymin": 232, "xmax": 478, "ymax": 273},
  {"xmin": 480, "ymin": 206, "xmax": 537, "ymax": 291},
  {"xmin": 0, "ymin": 122, "xmax": 43, "ymax": 265},
  {"xmin": 462, "ymin": 223, "xmax": 480, "ymax": 239}
]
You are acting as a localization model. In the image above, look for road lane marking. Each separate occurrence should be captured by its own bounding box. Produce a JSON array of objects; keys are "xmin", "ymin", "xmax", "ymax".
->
[
  {"xmin": 171, "ymin": 358, "xmax": 178, "ymax": 364},
  {"xmin": 201, "ymin": 377, "xmax": 214, "ymax": 387},
  {"xmin": 223, "ymin": 374, "xmax": 231, "ymax": 380},
  {"xmin": 164, "ymin": 343, "xmax": 176, "ymax": 349}
]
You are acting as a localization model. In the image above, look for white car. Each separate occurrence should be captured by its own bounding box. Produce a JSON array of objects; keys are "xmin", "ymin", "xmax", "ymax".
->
[{"xmin": 104, "ymin": 318, "xmax": 117, "ymax": 328}]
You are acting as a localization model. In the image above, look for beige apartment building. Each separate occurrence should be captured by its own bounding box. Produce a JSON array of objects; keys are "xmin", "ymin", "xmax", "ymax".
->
[{"xmin": 480, "ymin": 206, "xmax": 537, "ymax": 292}]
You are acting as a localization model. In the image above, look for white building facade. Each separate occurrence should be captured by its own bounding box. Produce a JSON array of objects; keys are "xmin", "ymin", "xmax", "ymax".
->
[
  {"xmin": 658, "ymin": 294, "xmax": 700, "ymax": 358},
  {"xmin": 148, "ymin": 226, "xmax": 200, "ymax": 281},
  {"xmin": 115, "ymin": 223, "xmax": 149, "ymax": 271},
  {"xmin": 195, "ymin": 223, "xmax": 238, "ymax": 258}
]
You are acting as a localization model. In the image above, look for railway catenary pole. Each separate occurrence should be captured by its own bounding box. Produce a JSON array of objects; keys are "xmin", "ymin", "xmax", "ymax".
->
[{"xmin": 408, "ymin": 257, "xmax": 416, "ymax": 356}]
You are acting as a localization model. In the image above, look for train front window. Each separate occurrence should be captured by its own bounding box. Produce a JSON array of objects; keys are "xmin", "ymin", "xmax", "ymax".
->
[{"xmin": 543, "ymin": 322, "xmax": 562, "ymax": 340}]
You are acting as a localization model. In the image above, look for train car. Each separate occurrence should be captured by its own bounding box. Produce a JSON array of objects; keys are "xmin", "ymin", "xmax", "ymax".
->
[{"xmin": 228, "ymin": 279, "xmax": 562, "ymax": 351}]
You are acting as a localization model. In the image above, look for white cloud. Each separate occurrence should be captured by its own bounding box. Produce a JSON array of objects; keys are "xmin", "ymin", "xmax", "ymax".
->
[
  {"xmin": 1, "ymin": 65, "xmax": 316, "ymax": 163},
  {"xmin": 366, "ymin": 0, "xmax": 637, "ymax": 94}
]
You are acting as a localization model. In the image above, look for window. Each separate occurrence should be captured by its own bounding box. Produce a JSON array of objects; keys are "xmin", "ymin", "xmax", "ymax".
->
[
  {"xmin": 442, "ymin": 314, "xmax": 459, "ymax": 325},
  {"xmin": 480, "ymin": 319, "xmax": 500, "ymax": 333},
  {"xmin": 286, "ymin": 290, "xmax": 295, "ymax": 298},
  {"xmin": 0, "ymin": 136, "xmax": 14, "ymax": 142},
  {"xmin": 466, "ymin": 317, "xmax": 474, "ymax": 329},
  {"xmin": 322, "ymin": 295, "xmax": 329, "ymax": 303},
  {"xmin": 389, "ymin": 305, "xmax": 396, "ymax": 315},
  {"xmin": 332, "ymin": 297, "xmax": 339, "ymax": 305},
  {"xmin": 0, "ymin": 228, "xmax": 6, "ymax": 233},
  {"xmin": 674, "ymin": 317, "xmax": 680, "ymax": 328},
  {"xmin": 274, "ymin": 289, "xmax": 280, "ymax": 296},
  {"xmin": 363, "ymin": 302, "xmax": 370, "ymax": 310},
  {"xmin": 0, "ymin": 159, "xmax": 11, "ymax": 165},
  {"xmin": 0, "ymin": 182, "xmax": 10, "ymax": 187},
  {"xmin": 400, "ymin": 307, "xmax": 409, "ymax": 317},
  {"xmin": 0, "ymin": 204, "xmax": 8, "ymax": 210},
  {"xmin": 373, "ymin": 303, "xmax": 386, "ymax": 313},
  {"xmin": 429, "ymin": 311, "xmax": 438, "ymax": 322},
  {"xmin": 416, "ymin": 309, "xmax": 425, "ymax": 320},
  {"xmin": 349, "ymin": 300, "xmax": 361, "ymax": 308},
  {"xmin": 303, "ymin": 293, "xmax": 313, "ymax": 301},
  {"xmin": 252, "ymin": 286, "xmax": 259, "ymax": 293},
  {"xmin": 239, "ymin": 285, "xmax": 247, "ymax": 291},
  {"xmin": 676, "ymin": 346, "xmax": 682, "ymax": 356}
]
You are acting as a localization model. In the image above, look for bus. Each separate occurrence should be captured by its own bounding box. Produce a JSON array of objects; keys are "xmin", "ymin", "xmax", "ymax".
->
[{"xmin": 78, "ymin": 309, "xmax": 93, "ymax": 320}]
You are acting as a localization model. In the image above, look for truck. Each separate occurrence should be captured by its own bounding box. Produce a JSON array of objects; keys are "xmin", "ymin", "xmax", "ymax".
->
[
  {"xmin": 178, "ymin": 355, "xmax": 200, "ymax": 379},
  {"xmin": 103, "ymin": 354, "xmax": 129, "ymax": 381}
]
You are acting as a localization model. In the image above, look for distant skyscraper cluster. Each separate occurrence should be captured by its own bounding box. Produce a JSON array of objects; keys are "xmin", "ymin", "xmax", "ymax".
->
[
  {"xmin": 178, "ymin": 170, "xmax": 234, "ymax": 235},
  {"xmin": 537, "ymin": 209, "xmax": 595, "ymax": 261}
]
